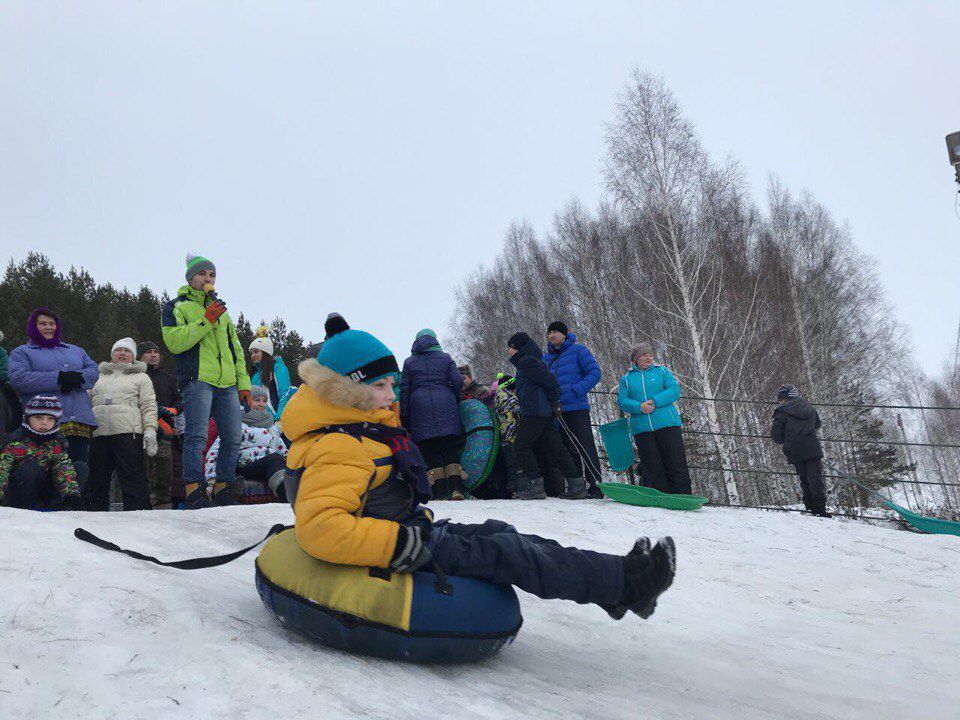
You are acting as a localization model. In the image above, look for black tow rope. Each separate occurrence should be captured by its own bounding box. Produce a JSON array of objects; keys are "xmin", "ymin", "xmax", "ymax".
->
[{"xmin": 73, "ymin": 523, "xmax": 290, "ymax": 570}]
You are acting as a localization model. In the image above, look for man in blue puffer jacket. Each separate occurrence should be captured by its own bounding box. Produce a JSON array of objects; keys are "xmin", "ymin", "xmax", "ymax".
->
[
  {"xmin": 544, "ymin": 322, "xmax": 603, "ymax": 496},
  {"xmin": 617, "ymin": 342, "xmax": 692, "ymax": 495}
]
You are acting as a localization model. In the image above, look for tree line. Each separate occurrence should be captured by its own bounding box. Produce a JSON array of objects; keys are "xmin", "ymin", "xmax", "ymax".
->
[
  {"xmin": 450, "ymin": 70, "xmax": 953, "ymax": 515},
  {"xmin": 0, "ymin": 252, "xmax": 312, "ymax": 384}
]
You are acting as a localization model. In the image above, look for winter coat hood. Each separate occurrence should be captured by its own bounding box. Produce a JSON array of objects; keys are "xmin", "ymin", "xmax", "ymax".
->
[
  {"xmin": 510, "ymin": 338, "xmax": 561, "ymax": 417},
  {"xmin": 98, "ymin": 360, "xmax": 148, "ymax": 376},
  {"xmin": 776, "ymin": 398, "xmax": 817, "ymax": 421},
  {"xmin": 772, "ymin": 398, "xmax": 823, "ymax": 464},
  {"xmin": 411, "ymin": 334, "xmax": 443, "ymax": 355},
  {"xmin": 543, "ymin": 333, "xmax": 601, "ymax": 412},
  {"xmin": 26, "ymin": 308, "xmax": 62, "ymax": 348}
]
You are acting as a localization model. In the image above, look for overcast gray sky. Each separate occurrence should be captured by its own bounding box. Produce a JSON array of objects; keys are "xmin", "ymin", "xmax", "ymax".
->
[{"xmin": 1, "ymin": 2, "xmax": 957, "ymax": 373}]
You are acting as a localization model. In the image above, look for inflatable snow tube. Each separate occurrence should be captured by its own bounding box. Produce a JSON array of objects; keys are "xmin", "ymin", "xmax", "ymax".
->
[
  {"xmin": 459, "ymin": 399, "xmax": 500, "ymax": 491},
  {"xmin": 255, "ymin": 529, "xmax": 522, "ymax": 663}
]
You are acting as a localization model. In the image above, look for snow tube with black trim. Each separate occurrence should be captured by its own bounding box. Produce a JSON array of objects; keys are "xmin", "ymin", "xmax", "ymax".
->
[
  {"xmin": 255, "ymin": 529, "xmax": 522, "ymax": 663},
  {"xmin": 459, "ymin": 398, "xmax": 500, "ymax": 491}
]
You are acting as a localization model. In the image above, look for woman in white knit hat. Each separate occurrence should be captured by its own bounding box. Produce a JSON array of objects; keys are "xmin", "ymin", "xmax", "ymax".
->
[
  {"xmin": 248, "ymin": 326, "xmax": 293, "ymax": 420},
  {"xmin": 85, "ymin": 337, "xmax": 158, "ymax": 510}
]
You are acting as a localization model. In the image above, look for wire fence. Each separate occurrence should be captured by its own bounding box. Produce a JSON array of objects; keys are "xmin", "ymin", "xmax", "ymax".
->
[{"xmin": 577, "ymin": 388, "xmax": 960, "ymax": 524}]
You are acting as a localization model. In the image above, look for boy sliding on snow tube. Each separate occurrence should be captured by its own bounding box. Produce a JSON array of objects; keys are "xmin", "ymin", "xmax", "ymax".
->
[
  {"xmin": 281, "ymin": 316, "xmax": 677, "ymax": 621},
  {"xmin": 0, "ymin": 395, "xmax": 83, "ymax": 510}
]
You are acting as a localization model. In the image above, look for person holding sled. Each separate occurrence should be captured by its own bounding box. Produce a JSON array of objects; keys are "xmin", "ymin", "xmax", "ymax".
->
[
  {"xmin": 617, "ymin": 342, "xmax": 692, "ymax": 495},
  {"xmin": 161, "ymin": 253, "xmax": 251, "ymax": 508},
  {"xmin": 400, "ymin": 329, "xmax": 466, "ymax": 500},
  {"xmin": 543, "ymin": 322, "xmax": 604, "ymax": 497},
  {"xmin": 508, "ymin": 332, "xmax": 588, "ymax": 500},
  {"xmin": 772, "ymin": 385, "xmax": 831, "ymax": 518},
  {"xmin": 0, "ymin": 395, "xmax": 83, "ymax": 510},
  {"xmin": 281, "ymin": 318, "xmax": 677, "ymax": 622}
]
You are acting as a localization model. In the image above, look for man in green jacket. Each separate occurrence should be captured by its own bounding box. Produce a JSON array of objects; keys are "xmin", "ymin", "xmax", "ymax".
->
[{"xmin": 161, "ymin": 253, "xmax": 251, "ymax": 508}]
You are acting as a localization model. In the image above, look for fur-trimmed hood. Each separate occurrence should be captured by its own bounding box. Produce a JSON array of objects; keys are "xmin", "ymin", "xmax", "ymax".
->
[
  {"xmin": 282, "ymin": 358, "xmax": 399, "ymax": 444},
  {"xmin": 98, "ymin": 360, "xmax": 148, "ymax": 375}
]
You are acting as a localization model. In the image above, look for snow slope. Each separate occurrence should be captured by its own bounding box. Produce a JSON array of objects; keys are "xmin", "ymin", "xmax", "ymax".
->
[{"xmin": 1, "ymin": 501, "xmax": 957, "ymax": 720}]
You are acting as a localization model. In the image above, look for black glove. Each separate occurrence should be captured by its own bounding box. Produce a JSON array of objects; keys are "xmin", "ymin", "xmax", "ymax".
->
[
  {"xmin": 63, "ymin": 495, "xmax": 83, "ymax": 511},
  {"xmin": 58, "ymin": 370, "xmax": 84, "ymax": 392},
  {"xmin": 390, "ymin": 525, "xmax": 432, "ymax": 573}
]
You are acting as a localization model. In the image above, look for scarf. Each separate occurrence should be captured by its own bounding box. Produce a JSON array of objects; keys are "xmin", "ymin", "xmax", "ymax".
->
[
  {"xmin": 332, "ymin": 422, "xmax": 432, "ymax": 504},
  {"xmin": 27, "ymin": 307, "xmax": 63, "ymax": 349},
  {"xmin": 241, "ymin": 409, "xmax": 275, "ymax": 429}
]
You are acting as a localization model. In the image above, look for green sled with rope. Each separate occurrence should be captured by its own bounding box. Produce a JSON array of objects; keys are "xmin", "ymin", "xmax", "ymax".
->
[
  {"xmin": 843, "ymin": 475, "xmax": 960, "ymax": 537},
  {"xmin": 598, "ymin": 482, "xmax": 709, "ymax": 511}
]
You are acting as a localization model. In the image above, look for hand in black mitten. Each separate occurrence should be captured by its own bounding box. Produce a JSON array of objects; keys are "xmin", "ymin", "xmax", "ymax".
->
[
  {"xmin": 57, "ymin": 370, "xmax": 84, "ymax": 392},
  {"xmin": 390, "ymin": 525, "xmax": 432, "ymax": 573}
]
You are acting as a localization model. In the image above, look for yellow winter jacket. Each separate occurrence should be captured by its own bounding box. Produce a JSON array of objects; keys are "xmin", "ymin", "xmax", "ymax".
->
[{"xmin": 282, "ymin": 358, "xmax": 401, "ymax": 568}]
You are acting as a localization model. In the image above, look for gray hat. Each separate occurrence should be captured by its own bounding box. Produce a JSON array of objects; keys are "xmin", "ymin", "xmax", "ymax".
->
[
  {"xmin": 250, "ymin": 385, "xmax": 270, "ymax": 400},
  {"xmin": 630, "ymin": 342, "xmax": 653, "ymax": 365},
  {"xmin": 185, "ymin": 253, "xmax": 216, "ymax": 282}
]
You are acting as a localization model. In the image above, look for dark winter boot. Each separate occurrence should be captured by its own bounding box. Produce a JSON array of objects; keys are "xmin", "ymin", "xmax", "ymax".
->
[
  {"xmin": 514, "ymin": 471, "xmax": 547, "ymax": 500},
  {"xmin": 184, "ymin": 482, "xmax": 211, "ymax": 510},
  {"xmin": 559, "ymin": 476, "xmax": 589, "ymax": 500},
  {"xmin": 445, "ymin": 464, "xmax": 467, "ymax": 501},
  {"xmin": 211, "ymin": 481, "xmax": 236, "ymax": 507},
  {"xmin": 603, "ymin": 537, "xmax": 676, "ymax": 620}
]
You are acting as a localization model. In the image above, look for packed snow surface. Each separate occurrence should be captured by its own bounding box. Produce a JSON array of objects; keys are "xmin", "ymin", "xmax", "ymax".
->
[{"xmin": 1, "ymin": 501, "xmax": 957, "ymax": 719}]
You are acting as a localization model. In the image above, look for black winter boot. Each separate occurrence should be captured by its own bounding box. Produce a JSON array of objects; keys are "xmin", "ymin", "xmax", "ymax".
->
[
  {"xmin": 184, "ymin": 482, "xmax": 211, "ymax": 510},
  {"xmin": 560, "ymin": 476, "xmax": 589, "ymax": 500},
  {"xmin": 514, "ymin": 471, "xmax": 547, "ymax": 500},
  {"xmin": 603, "ymin": 537, "xmax": 676, "ymax": 620}
]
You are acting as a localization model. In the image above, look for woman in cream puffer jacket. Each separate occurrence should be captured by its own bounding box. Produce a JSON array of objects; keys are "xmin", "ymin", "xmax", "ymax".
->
[{"xmin": 83, "ymin": 338, "xmax": 158, "ymax": 511}]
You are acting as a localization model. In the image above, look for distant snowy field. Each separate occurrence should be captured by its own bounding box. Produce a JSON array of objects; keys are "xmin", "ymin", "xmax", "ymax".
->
[{"xmin": 1, "ymin": 501, "xmax": 956, "ymax": 720}]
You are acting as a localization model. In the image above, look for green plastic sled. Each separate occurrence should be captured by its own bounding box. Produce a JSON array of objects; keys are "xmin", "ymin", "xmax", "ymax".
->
[
  {"xmin": 598, "ymin": 482, "xmax": 708, "ymax": 511},
  {"xmin": 844, "ymin": 476, "xmax": 960, "ymax": 537},
  {"xmin": 598, "ymin": 418, "xmax": 636, "ymax": 472}
]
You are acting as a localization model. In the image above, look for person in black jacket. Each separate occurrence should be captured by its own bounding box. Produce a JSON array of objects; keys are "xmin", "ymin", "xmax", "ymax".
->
[
  {"xmin": 771, "ymin": 385, "xmax": 831, "ymax": 518},
  {"xmin": 138, "ymin": 341, "xmax": 182, "ymax": 508},
  {"xmin": 507, "ymin": 332, "xmax": 587, "ymax": 500}
]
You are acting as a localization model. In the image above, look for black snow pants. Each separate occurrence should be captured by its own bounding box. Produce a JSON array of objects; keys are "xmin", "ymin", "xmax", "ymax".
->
[
  {"xmin": 85, "ymin": 434, "xmax": 151, "ymax": 511},
  {"xmin": 429, "ymin": 518, "xmax": 623, "ymax": 606},
  {"xmin": 559, "ymin": 409, "xmax": 603, "ymax": 491},
  {"xmin": 794, "ymin": 458, "xmax": 827, "ymax": 514},
  {"xmin": 237, "ymin": 453, "xmax": 286, "ymax": 484},
  {"xmin": 514, "ymin": 416, "xmax": 579, "ymax": 480},
  {"xmin": 633, "ymin": 426, "xmax": 692, "ymax": 495}
]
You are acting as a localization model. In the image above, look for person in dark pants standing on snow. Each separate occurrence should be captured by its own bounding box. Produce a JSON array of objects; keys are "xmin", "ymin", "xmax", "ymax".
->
[
  {"xmin": 543, "ymin": 321, "xmax": 604, "ymax": 497},
  {"xmin": 617, "ymin": 342, "xmax": 692, "ymax": 495},
  {"xmin": 771, "ymin": 385, "xmax": 831, "ymax": 518},
  {"xmin": 508, "ymin": 332, "xmax": 588, "ymax": 500}
]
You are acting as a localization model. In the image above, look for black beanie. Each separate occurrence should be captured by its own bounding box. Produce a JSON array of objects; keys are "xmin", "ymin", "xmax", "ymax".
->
[
  {"xmin": 324, "ymin": 312, "xmax": 350, "ymax": 340},
  {"xmin": 547, "ymin": 321, "xmax": 569, "ymax": 336},
  {"xmin": 508, "ymin": 332, "xmax": 532, "ymax": 350},
  {"xmin": 137, "ymin": 340, "xmax": 159, "ymax": 358}
]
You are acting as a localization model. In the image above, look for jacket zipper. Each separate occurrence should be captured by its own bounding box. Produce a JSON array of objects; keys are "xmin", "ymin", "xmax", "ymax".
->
[{"xmin": 640, "ymin": 369, "xmax": 654, "ymax": 432}]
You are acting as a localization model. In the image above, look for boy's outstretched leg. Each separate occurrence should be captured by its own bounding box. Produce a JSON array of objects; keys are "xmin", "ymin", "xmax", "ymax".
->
[{"xmin": 428, "ymin": 519, "xmax": 676, "ymax": 616}]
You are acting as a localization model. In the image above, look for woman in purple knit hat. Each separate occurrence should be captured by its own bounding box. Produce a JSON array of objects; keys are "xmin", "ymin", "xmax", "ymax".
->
[{"xmin": 7, "ymin": 308, "xmax": 99, "ymax": 471}]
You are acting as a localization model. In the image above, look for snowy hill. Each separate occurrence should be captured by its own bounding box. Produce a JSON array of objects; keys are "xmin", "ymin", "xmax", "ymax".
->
[{"xmin": 1, "ymin": 501, "xmax": 956, "ymax": 720}]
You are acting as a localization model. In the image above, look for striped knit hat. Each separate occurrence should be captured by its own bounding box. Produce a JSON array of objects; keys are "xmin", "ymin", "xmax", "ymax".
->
[
  {"xmin": 776, "ymin": 384, "xmax": 800, "ymax": 400},
  {"xmin": 23, "ymin": 394, "xmax": 63, "ymax": 433},
  {"xmin": 185, "ymin": 253, "xmax": 216, "ymax": 282}
]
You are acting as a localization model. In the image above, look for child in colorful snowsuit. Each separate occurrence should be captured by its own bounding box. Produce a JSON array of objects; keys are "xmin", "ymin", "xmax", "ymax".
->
[
  {"xmin": 0, "ymin": 395, "xmax": 82, "ymax": 510},
  {"xmin": 281, "ymin": 316, "xmax": 677, "ymax": 621},
  {"xmin": 492, "ymin": 373, "xmax": 521, "ymax": 492},
  {"xmin": 205, "ymin": 386, "xmax": 287, "ymax": 501}
]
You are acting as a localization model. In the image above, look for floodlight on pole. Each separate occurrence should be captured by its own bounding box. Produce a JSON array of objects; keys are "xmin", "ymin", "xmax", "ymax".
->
[{"xmin": 946, "ymin": 131, "xmax": 960, "ymax": 190}]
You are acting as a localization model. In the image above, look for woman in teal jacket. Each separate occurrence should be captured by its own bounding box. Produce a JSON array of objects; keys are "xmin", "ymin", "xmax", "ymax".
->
[
  {"xmin": 616, "ymin": 342, "xmax": 692, "ymax": 494},
  {"xmin": 249, "ymin": 331, "xmax": 294, "ymax": 420}
]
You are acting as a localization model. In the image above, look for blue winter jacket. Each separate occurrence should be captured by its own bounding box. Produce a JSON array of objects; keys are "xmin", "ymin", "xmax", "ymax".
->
[
  {"xmin": 617, "ymin": 364, "xmax": 683, "ymax": 435},
  {"xmin": 8, "ymin": 341, "xmax": 100, "ymax": 428},
  {"xmin": 510, "ymin": 338, "xmax": 561, "ymax": 418},
  {"xmin": 400, "ymin": 335, "xmax": 464, "ymax": 443},
  {"xmin": 251, "ymin": 356, "xmax": 294, "ymax": 420},
  {"xmin": 543, "ymin": 334, "xmax": 601, "ymax": 412}
]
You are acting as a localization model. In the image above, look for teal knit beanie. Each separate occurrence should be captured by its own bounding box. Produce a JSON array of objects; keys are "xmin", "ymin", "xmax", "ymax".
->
[{"xmin": 317, "ymin": 316, "xmax": 399, "ymax": 385}]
